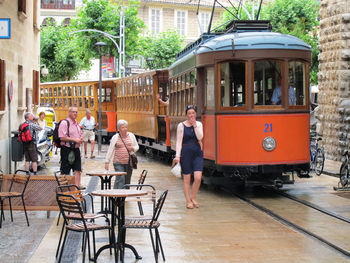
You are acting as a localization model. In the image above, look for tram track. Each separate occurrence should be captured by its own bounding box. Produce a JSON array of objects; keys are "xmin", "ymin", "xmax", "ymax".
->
[{"xmin": 224, "ymin": 187, "xmax": 350, "ymax": 259}]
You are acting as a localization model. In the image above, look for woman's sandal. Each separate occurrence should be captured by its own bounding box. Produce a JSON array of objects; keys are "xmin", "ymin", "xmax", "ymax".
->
[
  {"xmin": 192, "ymin": 200, "xmax": 199, "ymax": 208},
  {"xmin": 186, "ymin": 203, "xmax": 194, "ymax": 209}
]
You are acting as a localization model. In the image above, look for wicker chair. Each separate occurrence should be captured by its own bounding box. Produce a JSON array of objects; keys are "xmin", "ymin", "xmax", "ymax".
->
[
  {"xmin": 0, "ymin": 170, "xmax": 31, "ymax": 228},
  {"xmin": 56, "ymin": 186, "xmax": 112, "ymax": 263},
  {"xmin": 122, "ymin": 190, "xmax": 168, "ymax": 263}
]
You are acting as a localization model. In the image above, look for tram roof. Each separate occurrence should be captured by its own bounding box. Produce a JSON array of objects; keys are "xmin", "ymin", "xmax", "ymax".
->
[{"xmin": 195, "ymin": 32, "xmax": 311, "ymax": 55}]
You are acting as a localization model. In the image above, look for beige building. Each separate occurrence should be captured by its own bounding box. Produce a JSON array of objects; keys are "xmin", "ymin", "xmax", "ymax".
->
[
  {"xmin": 134, "ymin": 0, "xmax": 226, "ymax": 44},
  {"xmin": 0, "ymin": 0, "xmax": 40, "ymax": 172}
]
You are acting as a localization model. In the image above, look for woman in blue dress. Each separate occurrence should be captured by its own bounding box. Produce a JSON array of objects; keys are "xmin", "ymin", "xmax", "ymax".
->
[{"xmin": 174, "ymin": 105, "xmax": 203, "ymax": 209}]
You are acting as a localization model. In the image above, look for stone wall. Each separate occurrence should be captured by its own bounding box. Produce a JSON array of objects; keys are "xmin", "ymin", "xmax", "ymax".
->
[{"xmin": 318, "ymin": 0, "xmax": 350, "ymax": 161}]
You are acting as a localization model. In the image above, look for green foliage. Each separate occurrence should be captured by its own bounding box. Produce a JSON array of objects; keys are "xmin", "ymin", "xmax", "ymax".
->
[
  {"xmin": 140, "ymin": 30, "xmax": 185, "ymax": 69},
  {"xmin": 216, "ymin": 0, "xmax": 320, "ymax": 84},
  {"xmin": 72, "ymin": 0, "xmax": 144, "ymax": 59},
  {"xmin": 40, "ymin": 24, "xmax": 89, "ymax": 82},
  {"xmin": 40, "ymin": 0, "xmax": 144, "ymax": 82}
]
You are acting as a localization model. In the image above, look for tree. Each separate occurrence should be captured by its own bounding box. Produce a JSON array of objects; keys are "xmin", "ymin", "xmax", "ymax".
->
[
  {"xmin": 140, "ymin": 30, "xmax": 184, "ymax": 69},
  {"xmin": 71, "ymin": 0, "xmax": 144, "ymax": 60},
  {"xmin": 40, "ymin": 24, "xmax": 89, "ymax": 82},
  {"xmin": 216, "ymin": 0, "xmax": 320, "ymax": 84}
]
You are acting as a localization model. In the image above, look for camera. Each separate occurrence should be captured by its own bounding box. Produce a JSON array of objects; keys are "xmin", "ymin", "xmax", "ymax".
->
[{"xmin": 69, "ymin": 141, "xmax": 76, "ymax": 148}]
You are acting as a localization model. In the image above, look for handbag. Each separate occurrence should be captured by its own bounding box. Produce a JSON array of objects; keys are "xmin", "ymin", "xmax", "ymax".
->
[
  {"xmin": 119, "ymin": 132, "xmax": 138, "ymax": 169},
  {"xmin": 171, "ymin": 162, "xmax": 181, "ymax": 178}
]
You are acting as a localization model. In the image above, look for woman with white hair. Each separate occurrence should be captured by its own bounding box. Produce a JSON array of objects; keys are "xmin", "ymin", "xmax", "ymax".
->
[{"xmin": 105, "ymin": 119, "xmax": 139, "ymax": 188}]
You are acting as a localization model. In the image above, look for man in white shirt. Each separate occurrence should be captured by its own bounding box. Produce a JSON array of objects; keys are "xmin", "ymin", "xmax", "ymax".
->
[{"xmin": 79, "ymin": 109, "xmax": 98, "ymax": 158}]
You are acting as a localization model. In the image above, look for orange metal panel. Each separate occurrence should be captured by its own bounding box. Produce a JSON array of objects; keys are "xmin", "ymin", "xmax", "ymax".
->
[
  {"xmin": 202, "ymin": 114, "xmax": 215, "ymax": 160},
  {"xmin": 216, "ymin": 114, "xmax": 310, "ymax": 165},
  {"xmin": 106, "ymin": 112, "xmax": 117, "ymax": 133},
  {"xmin": 165, "ymin": 116, "xmax": 171, "ymax": 147}
]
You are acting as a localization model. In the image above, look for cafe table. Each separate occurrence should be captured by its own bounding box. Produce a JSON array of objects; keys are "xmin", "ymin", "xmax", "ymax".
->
[
  {"xmin": 92, "ymin": 189, "xmax": 148, "ymax": 263},
  {"xmin": 86, "ymin": 171, "xmax": 127, "ymax": 213}
]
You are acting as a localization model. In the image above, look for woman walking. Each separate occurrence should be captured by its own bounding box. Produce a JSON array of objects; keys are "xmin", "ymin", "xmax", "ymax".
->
[
  {"xmin": 174, "ymin": 105, "xmax": 203, "ymax": 209},
  {"xmin": 105, "ymin": 119, "xmax": 139, "ymax": 189}
]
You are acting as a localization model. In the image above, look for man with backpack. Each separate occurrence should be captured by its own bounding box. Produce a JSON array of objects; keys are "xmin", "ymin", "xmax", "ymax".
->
[
  {"xmin": 19, "ymin": 112, "xmax": 42, "ymax": 175},
  {"xmin": 58, "ymin": 107, "xmax": 83, "ymax": 187}
]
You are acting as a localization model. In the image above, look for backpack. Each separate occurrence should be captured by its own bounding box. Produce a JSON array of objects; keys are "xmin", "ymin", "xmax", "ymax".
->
[
  {"xmin": 53, "ymin": 119, "xmax": 70, "ymax": 148},
  {"xmin": 18, "ymin": 122, "xmax": 32, "ymax": 143}
]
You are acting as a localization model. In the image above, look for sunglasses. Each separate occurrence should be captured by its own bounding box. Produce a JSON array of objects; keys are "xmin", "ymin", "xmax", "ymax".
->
[{"xmin": 186, "ymin": 105, "xmax": 197, "ymax": 112}]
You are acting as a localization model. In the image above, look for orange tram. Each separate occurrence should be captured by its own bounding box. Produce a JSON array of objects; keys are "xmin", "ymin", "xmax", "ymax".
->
[{"xmin": 40, "ymin": 21, "xmax": 312, "ymax": 187}]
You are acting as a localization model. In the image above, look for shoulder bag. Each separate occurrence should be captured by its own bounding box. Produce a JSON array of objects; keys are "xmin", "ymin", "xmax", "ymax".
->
[{"xmin": 119, "ymin": 132, "xmax": 138, "ymax": 169}]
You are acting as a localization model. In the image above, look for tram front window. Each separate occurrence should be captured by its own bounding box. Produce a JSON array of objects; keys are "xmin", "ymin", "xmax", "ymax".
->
[
  {"xmin": 254, "ymin": 61, "xmax": 282, "ymax": 106},
  {"xmin": 220, "ymin": 62, "xmax": 246, "ymax": 108},
  {"xmin": 289, "ymin": 61, "xmax": 306, "ymax": 106}
]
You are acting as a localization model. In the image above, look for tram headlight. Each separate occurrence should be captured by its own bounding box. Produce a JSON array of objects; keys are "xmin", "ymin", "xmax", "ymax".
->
[{"xmin": 263, "ymin": 137, "xmax": 276, "ymax": 152}]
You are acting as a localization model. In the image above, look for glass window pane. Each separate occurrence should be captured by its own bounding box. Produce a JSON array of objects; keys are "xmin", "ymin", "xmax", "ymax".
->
[
  {"xmin": 288, "ymin": 61, "xmax": 305, "ymax": 106},
  {"xmin": 220, "ymin": 62, "xmax": 246, "ymax": 107},
  {"xmin": 205, "ymin": 67, "xmax": 215, "ymax": 108},
  {"xmin": 254, "ymin": 61, "xmax": 282, "ymax": 106}
]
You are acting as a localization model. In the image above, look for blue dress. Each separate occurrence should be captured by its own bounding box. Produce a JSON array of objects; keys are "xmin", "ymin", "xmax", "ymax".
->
[{"xmin": 180, "ymin": 123, "xmax": 203, "ymax": 174}]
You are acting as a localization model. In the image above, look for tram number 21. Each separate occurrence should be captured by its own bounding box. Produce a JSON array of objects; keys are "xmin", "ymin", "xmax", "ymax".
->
[{"xmin": 264, "ymin": 123, "xmax": 272, "ymax": 133}]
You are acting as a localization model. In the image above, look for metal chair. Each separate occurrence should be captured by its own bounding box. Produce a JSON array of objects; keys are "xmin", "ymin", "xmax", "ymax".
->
[
  {"xmin": 56, "ymin": 187, "xmax": 113, "ymax": 263},
  {"xmin": 137, "ymin": 169, "xmax": 148, "ymax": 187},
  {"xmin": 124, "ymin": 184, "xmax": 156, "ymax": 215},
  {"xmin": 122, "ymin": 190, "xmax": 168, "ymax": 263},
  {"xmin": 0, "ymin": 170, "xmax": 31, "ymax": 228},
  {"xmin": 55, "ymin": 185, "xmax": 103, "ymax": 260}
]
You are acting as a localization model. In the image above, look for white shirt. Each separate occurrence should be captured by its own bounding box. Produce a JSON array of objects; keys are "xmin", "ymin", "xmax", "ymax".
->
[{"xmin": 80, "ymin": 116, "xmax": 96, "ymax": 130}]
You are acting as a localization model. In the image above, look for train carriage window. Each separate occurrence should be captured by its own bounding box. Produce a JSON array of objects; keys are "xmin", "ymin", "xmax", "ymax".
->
[
  {"xmin": 64, "ymin": 98, "xmax": 67, "ymax": 107},
  {"xmin": 288, "ymin": 61, "xmax": 306, "ymax": 106},
  {"xmin": 79, "ymin": 98, "xmax": 82, "ymax": 107},
  {"xmin": 63, "ymin": 86, "xmax": 67, "ymax": 96},
  {"xmin": 58, "ymin": 87, "xmax": 62, "ymax": 96},
  {"xmin": 220, "ymin": 62, "xmax": 246, "ymax": 108},
  {"xmin": 90, "ymin": 98, "xmax": 94, "ymax": 108},
  {"xmin": 78, "ymin": 86, "xmax": 82, "ymax": 96},
  {"xmin": 89, "ymin": 86, "xmax": 93, "ymax": 97},
  {"xmin": 254, "ymin": 61, "xmax": 282, "ymax": 106},
  {"xmin": 40, "ymin": 88, "xmax": 44, "ymax": 98},
  {"xmin": 68, "ymin": 87, "xmax": 72, "ymax": 96},
  {"xmin": 54, "ymin": 87, "xmax": 57, "ymax": 96},
  {"xmin": 205, "ymin": 67, "xmax": 215, "ymax": 109},
  {"xmin": 49, "ymin": 88, "xmax": 52, "ymax": 97},
  {"xmin": 190, "ymin": 71, "xmax": 196, "ymax": 87}
]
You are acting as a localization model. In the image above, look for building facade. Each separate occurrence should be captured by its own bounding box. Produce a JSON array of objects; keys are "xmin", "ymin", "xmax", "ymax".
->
[
  {"xmin": 0, "ymin": 0, "xmax": 40, "ymax": 172},
  {"xmin": 318, "ymin": 0, "xmax": 350, "ymax": 161},
  {"xmin": 136, "ymin": 0, "xmax": 225, "ymax": 44},
  {"xmin": 40, "ymin": 0, "xmax": 83, "ymax": 26}
]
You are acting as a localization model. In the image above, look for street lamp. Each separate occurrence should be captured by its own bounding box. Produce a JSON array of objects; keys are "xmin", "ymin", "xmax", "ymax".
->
[
  {"xmin": 40, "ymin": 64, "xmax": 49, "ymax": 77},
  {"xmin": 146, "ymin": 57, "xmax": 155, "ymax": 70},
  {"xmin": 95, "ymin": 41, "xmax": 107, "ymax": 155}
]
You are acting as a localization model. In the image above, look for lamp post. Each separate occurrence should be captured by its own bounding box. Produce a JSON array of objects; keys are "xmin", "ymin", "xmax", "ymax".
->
[{"xmin": 95, "ymin": 41, "xmax": 107, "ymax": 155}]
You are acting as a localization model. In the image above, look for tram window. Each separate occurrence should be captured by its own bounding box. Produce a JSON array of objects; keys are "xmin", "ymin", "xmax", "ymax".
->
[
  {"xmin": 254, "ymin": 61, "xmax": 282, "ymax": 106},
  {"xmin": 90, "ymin": 98, "xmax": 94, "ymax": 107},
  {"xmin": 79, "ymin": 98, "xmax": 82, "ymax": 107},
  {"xmin": 68, "ymin": 87, "xmax": 72, "ymax": 96},
  {"xmin": 49, "ymin": 88, "xmax": 52, "ymax": 97},
  {"xmin": 89, "ymin": 86, "xmax": 93, "ymax": 96},
  {"xmin": 68, "ymin": 98, "xmax": 72, "ymax": 106},
  {"xmin": 74, "ymin": 98, "xmax": 77, "ymax": 106},
  {"xmin": 54, "ymin": 88, "xmax": 57, "ymax": 96},
  {"xmin": 49, "ymin": 99, "xmax": 53, "ymax": 105},
  {"xmin": 78, "ymin": 86, "xmax": 82, "ymax": 96},
  {"xmin": 289, "ymin": 61, "xmax": 306, "ymax": 106},
  {"xmin": 58, "ymin": 87, "xmax": 62, "ymax": 96},
  {"xmin": 186, "ymin": 74, "xmax": 190, "ymax": 89},
  {"xmin": 64, "ymin": 98, "xmax": 67, "ymax": 106},
  {"xmin": 59, "ymin": 99, "xmax": 62, "ymax": 107},
  {"xmin": 106, "ymin": 88, "xmax": 111, "ymax": 102},
  {"xmin": 190, "ymin": 71, "xmax": 196, "ymax": 87},
  {"xmin": 40, "ymin": 89, "xmax": 44, "ymax": 98},
  {"xmin": 84, "ymin": 98, "xmax": 88, "ymax": 108},
  {"xmin": 73, "ymin": 86, "xmax": 77, "ymax": 96},
  {"xmin": 84, "ymin": 86, "xmax": 88, "ymax": 96},
  {"xmin": 45, "ymin": 88, "xmax": 48, "ymax": 97},
  {"xmin": 63, "ymin": 87, "xmax": 67, "ymax": 96},
  {"xmin": 41, "ymin": 99, "xmax": 44, "ymax": 104},
  {"xmin": 205, "ymin": 67, "xmax": 215, "ymax": 109},
  {"xmin": 54, "ymin": 99, "xmax": 58, "ymax": 107},
  {"xmin": 220, "ymin": 62, "xmax": 246, "ymax": 108}
]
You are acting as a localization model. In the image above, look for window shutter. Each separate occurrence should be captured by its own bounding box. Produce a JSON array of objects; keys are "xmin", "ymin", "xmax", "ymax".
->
[{"xmin": 32, "ymin": 70, "xmax": 39, "ymax": 105}]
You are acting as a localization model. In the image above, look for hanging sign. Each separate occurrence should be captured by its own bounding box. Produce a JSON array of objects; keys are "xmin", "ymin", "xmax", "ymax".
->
[{"xmin": 0, "ymin": 18, "xmax": 11, "ymax": 39}]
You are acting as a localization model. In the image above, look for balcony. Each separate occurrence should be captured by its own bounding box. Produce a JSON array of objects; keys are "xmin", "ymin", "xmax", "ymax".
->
[{"xmin": 41, "ymin": 0, "xmax": 75, "ymax": 10}]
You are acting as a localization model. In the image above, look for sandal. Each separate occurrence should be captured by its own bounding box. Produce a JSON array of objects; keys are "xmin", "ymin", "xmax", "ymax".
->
[
  {"xmin": 192, "ymin": 200, "xmax": 199, "ymax": 208},
  {"xmin": 186, "ymin": 203, "xmax": 194, "ymax": 209},
  {"xmin": 90, "ymin": 155, "xmax": 95, "ymax": 159}
]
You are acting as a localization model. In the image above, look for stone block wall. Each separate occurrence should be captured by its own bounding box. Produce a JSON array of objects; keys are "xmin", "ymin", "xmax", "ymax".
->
[{"xmin": 318, "ymin": 0, "xmax": 350, "ymax": 161}]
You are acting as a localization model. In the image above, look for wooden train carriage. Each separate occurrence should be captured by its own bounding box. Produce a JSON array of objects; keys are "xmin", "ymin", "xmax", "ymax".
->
[
  {"xmin": 115, "ymin": 70, "xmax": 169, "ymax": 150},
  {"xmin": 168, "ymin": 22, "xmax": 312, "ymax": 184},
  {"xmin": 40, "ymin": 79, "xmax": 118, "ymax": 136}
]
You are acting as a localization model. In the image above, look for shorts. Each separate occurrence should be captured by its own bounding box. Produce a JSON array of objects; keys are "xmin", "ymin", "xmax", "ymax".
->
[
  {"xmin": 60, "ymin": 146, "xmax": 82, "ymax": 175},
  {"xmin": 82, "ymin": 130, "xmax": 95, "ymax": 142},
  {"xmin": 23, "ymin": 143, "xmax": 38, "ymax": 162}
]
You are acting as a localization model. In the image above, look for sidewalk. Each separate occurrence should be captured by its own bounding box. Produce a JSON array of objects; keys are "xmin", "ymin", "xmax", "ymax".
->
[{"xmin": 323, "ymin": 159, "xmax": 341, "ymax": 177}]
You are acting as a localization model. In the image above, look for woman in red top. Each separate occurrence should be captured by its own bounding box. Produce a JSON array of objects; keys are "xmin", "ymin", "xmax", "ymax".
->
[{"xmin": 105, "ymin": 119, "xmax": 139, "ymax": 188}]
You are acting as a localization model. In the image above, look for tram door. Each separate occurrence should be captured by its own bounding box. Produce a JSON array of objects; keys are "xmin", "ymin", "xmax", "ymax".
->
[
  {"xmin": 157, "ymin": 71, "xmax": 169, "ymax": 143},
  {"xmin": 97, "ymin": 83, "xmax": 116, "ymax": 133}
]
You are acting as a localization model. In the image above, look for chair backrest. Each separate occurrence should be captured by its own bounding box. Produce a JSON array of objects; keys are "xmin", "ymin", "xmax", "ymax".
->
[
  {"xmin": 8, "ymin": 173, "xmax": 31, "ymax": 194},
  {"xmin": 56, "ymin": 185, "xmax": 85, "ymax": 203},
  {"xmin": 136, "ymin": 170, "xmax": 148, "ymax": 190},
  {"xmin": 56, "ymin": 191, "xmax": 86, "ymax": 223},
  {"xmin": 54, "ymin": 171, "xmax": 70, "ymax": 187},
  {"xmin": 150, "ymin": 190, "xmax": 168, "ymax": 225},
  {"xmin": 123, "ymin": 184, "xmax": 156, "ymax": 200}
]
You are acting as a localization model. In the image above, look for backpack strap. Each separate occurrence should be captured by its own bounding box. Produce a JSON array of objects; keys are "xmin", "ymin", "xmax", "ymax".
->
[{"xmin": 65, "ymin": 119, "xmax": 70, "ymax": 137}]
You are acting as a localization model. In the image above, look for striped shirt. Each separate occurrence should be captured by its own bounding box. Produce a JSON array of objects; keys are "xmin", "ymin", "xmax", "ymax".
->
[{"xmin": 113, "ymin": 134, "xmax": 132, "ymax": 164}]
